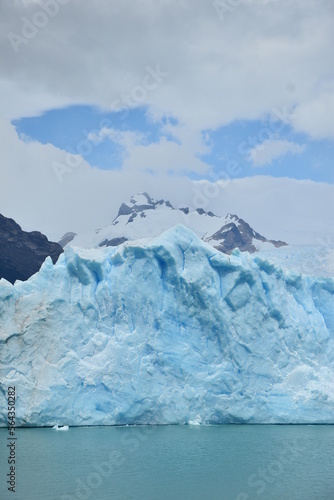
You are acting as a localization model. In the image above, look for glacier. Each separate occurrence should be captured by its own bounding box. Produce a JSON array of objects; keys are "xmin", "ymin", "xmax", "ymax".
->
[{"xmin": 0, "ymin": 225, "xmax": 333, "ymax": 426}]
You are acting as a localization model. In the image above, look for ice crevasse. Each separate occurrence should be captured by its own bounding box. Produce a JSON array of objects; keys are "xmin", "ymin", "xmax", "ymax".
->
[{"xmin": 0, "ymin": 225, "xmax": 333, "ymax": 426}]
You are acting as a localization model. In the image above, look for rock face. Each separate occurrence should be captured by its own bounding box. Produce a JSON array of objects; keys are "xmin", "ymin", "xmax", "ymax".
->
[
  {"xmin": 207, "ymin": 214, "xmax": 287, "ymax": 254},
  {"xmin": 58, "ymin": 232, "xmax": 76, "ymax": 248},
  {"xmin": 99, "ymin": 237, "xmax": 128, "ymax": 247},
  {"xmin": 0, "ymin": 225, "xmax": 333, "ymax": 427},
  {"xmin": 0, "ymin": 213, "xmax": 63, "ymax": 284}
]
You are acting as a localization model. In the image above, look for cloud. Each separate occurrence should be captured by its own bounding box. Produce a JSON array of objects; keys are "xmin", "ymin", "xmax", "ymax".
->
[
  {"xmin": 0, "ymin": 0, "xmax": 333, "ymax": 140},
  {"xmin": 88, "ymin": 124, "xmax": 212, "ymax": 174},
  {"xmin": 88, "ymin": 127, "xmax": 146, "ymax": 149},
  {"xmin": 248, "ymin": 139, "xmax": 306, "ymax": 167},
  {"xmin": 0, "ymin": 118, "xmax": 333, "ymax": 246},
  {"xmin": 292, "ymin": 87, "xmax": 334, "ymax": 140}
]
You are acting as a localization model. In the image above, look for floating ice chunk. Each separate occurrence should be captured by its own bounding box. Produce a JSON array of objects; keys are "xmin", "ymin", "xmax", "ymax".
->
[{"xmin": 52, "ymin": 425, "xmax": 69, "ymax": 431}]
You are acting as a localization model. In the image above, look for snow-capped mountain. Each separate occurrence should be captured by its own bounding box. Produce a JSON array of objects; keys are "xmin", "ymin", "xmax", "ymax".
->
[
  {"xmin": 0, "ymin": 213, "xmax": 63, "ymax": 284},
  {"xmin": 61, "ymin": 192, "xmax": 286, "ymax": 253}
]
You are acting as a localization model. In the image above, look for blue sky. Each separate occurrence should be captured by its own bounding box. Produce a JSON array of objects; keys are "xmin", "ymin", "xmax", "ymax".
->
[{"xmin": 13, "ymin": 104, "xmax": 334, "ymax": 183}]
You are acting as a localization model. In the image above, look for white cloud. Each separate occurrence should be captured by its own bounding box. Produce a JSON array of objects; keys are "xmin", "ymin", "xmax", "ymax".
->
[
  {"xmin": 0, "ymin": 0, "xmax": 333, "ymax": 139},
  {"xmin": 88, "ymin": 124, "xmax": 212, "ymax": 174},
  {"xmin": 0, "ymin": 118, "xmax": 333, "ymax": 246},
  {"xmin": 248, "ymin": 139, "xmax": 306, "ymax": 167},
  {"xmin": 88, "ymin": 127, "xmax": 146, "ymax": 149},
  {"xmin": 292, "ymin": 87, "xmax": 334, "ymax": 140}
]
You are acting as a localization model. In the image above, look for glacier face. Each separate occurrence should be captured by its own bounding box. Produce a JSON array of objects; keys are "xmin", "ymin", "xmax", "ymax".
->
[{"xmin": 0, "ymin": 225, "xmax": 334, "ymax": 426}]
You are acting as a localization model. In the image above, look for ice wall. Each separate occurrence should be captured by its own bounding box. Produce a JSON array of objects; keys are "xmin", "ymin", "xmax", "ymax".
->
[{"xmin": 0, "ymin": 225, "xmax": 333, "ymax": 426}]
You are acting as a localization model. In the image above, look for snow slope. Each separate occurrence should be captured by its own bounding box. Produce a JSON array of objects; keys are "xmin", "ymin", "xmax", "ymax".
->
[
  {"xmin": 67, "ymin": 193, "xmax": 221, "ymax": 248},
  {"xmin": 1, "ymin": 225, "xmax": 333, "ymax": 426}
]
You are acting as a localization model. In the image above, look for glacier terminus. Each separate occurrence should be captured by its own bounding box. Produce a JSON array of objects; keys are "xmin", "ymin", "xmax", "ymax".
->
[{"xmin": 0, "ymin": 225, "xmax": 333, "ymax": 426}]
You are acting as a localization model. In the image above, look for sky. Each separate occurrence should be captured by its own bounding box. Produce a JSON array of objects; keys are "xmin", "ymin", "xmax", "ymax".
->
[{"xmin": 0, "ymin": 0, "xmax": 333, "ymax": 244}]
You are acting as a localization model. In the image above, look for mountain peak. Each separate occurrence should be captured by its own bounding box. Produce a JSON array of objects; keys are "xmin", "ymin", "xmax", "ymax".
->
[
  {"xmin": 225, "ymin": 213, "xmax": 240, "ymax": 224},
  {"xmin": 207, "ymin": 214, "xmax": 287, "ymax": 253},
  {"xmin": 115, "ymin": 193, "xmax": 175, "ymax": 222},
  {"xmin": 130, "ymin": 192, "xmax": 155, "ymax": 206}
]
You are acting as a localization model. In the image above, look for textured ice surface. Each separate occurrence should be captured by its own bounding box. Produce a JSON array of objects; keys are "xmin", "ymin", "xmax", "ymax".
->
[
  {"xmin": 0, "ymin": 225, "xmax": 333, "ymax": 426},
  {"xmin": 258, "ymin": 244, "xmax": 334, "ymax": 277}
]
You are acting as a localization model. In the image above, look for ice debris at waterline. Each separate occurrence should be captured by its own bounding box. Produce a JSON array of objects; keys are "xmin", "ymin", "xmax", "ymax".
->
[
  {"xmin": 0, "ymin": 225, "xmax": 333, "ymax": 426},
  {"xmin": 52, "ymin": 424, "xmax": 69, "ymax": 431}
]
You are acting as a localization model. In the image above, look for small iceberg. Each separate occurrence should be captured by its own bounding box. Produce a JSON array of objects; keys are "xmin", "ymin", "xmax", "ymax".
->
[
  {"xmin": 52, "ymin": 424, "xmax": 69, "ymax": 431},
  {"xmin": 188, "ymin": 416, "xmax": 201, "ymax": 426}
]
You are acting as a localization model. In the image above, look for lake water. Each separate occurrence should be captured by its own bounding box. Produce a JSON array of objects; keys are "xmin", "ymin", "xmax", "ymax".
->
[{"xmin": 0, "ymin": 425, "xmax": 333, "ymax": 500}]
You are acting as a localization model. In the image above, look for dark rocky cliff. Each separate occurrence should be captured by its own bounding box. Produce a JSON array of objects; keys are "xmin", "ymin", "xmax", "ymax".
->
[{"xmin": 0, "ymin": 213, "xmax": 63, "ymax": 284}]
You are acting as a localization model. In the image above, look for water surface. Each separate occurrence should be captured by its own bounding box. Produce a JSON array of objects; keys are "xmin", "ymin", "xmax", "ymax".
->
[{"xmin": 0, "ymin": 424, "xmax": 333, "ymax": 499}]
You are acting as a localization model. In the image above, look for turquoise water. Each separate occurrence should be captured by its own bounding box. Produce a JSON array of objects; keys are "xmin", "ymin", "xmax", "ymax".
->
[{"xmin": 0, "ymin": 425, "xmax": 333, "ymax": 499}]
